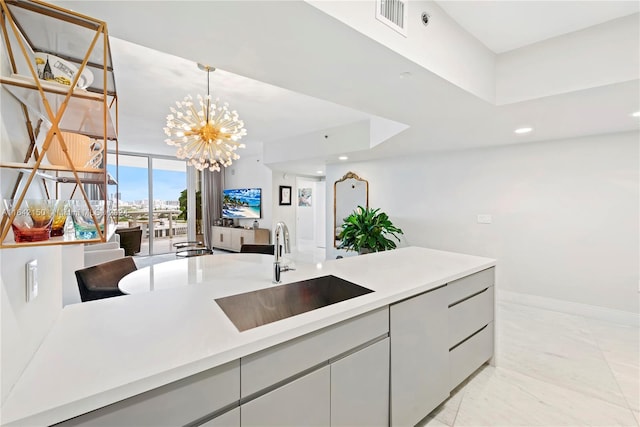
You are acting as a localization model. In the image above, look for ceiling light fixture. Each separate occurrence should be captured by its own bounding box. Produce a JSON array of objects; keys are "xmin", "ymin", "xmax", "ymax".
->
[
  {"xmin": 316, "ymin": 170, "xmax": 324, "ymax": 174},
  {"xmin": 514, "ymin": 127, "xmax": 533, "ymax": 134},
  {"xmin": 338, "ymin": 155, "xmax": 348, "ymax": 161},
  {"xmin": 164, "ymin": 64, "xmax": 247, "ymax": 171},
  {"xmin": 632, "ymin": 111, "xmax": 640, "ymax": 117}
]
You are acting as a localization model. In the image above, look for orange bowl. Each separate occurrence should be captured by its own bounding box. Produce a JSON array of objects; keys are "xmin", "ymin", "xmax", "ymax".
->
[{"xmin": 46, "ymin": 132, "xmax": 94, "ymax": 168}]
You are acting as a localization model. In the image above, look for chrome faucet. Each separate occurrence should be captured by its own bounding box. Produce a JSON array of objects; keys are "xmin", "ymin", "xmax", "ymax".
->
[{"xmin": 273, "ymin": 221, "xmax": 291, "ymax": 284}]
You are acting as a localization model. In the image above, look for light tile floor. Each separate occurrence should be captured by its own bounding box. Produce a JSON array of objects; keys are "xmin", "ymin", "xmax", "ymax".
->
[{"xmin": 420, "ymin": 301, "xmax": 639, "ymax": 427}]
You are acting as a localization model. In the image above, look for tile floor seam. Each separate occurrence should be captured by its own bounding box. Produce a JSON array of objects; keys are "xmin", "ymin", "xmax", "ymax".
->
[
  {"xmin": 585, "ymin": 316, "xmax": 639, "ymax": 414},
  {"xmin": 480, "ymin": 365, "xmax": 637, "ymax": 427},
  {"xmin": 498, "ymin": 303, "xmax": 634, "ymax": 410},
  {"xmin": 496, "ymin": 356, "xmax": 636, "ymax": 416},
  {"xmin": 583, "ymin": 315, "xmax": 636, "ymax": 413},
  {"xmin": 450, "ymin": 387, "xmax": 466, "ymax": 427}
]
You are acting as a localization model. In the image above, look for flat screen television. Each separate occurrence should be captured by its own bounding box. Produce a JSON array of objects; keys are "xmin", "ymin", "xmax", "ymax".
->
[{"xmin": 222, "ymin": 188, "xmax": 262, "ymax": 219}]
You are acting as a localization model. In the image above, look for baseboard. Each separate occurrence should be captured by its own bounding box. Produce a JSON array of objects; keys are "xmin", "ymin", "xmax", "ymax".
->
[{"xmin": 497, "ymin": 289, "xmax": 640, "ymax": 327}]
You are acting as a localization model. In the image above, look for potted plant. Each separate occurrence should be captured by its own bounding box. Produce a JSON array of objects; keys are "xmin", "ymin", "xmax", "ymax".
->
[{"xmin": 337, "ymin": 206, "xmax": 404, "ymax": 254}]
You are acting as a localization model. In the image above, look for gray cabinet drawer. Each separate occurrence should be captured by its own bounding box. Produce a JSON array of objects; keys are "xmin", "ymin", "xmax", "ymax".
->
[
  {"xmin": 241, "ymin": 307, "xmax": 388, "ymax": 398},
  {"xmin": 448, "ymin": 286, "xmax": 494, "ymax": 348},
  {"xmin": 331, "ymin": 337, "xmax": 389, "ymax": 427},
  {"xmin": 59, "ymin": 361, "xmax": 240, "ymax": 426},
  {"xmin": 241, "ymin": 366, "xmax": 330, "ymax": 426},
  {"xmin": 449, "ymin": 323, "xmax": 493, "ymax": 391},
  {"xmin": 448, "ymin": 267, "xmax": 494, "ymax": 305}
]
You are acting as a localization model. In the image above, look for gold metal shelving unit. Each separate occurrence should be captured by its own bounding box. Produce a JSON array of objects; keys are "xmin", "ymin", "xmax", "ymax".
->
[{"xmin": 0, "ymin": 0, "xmax": 118, "ymax": 248}]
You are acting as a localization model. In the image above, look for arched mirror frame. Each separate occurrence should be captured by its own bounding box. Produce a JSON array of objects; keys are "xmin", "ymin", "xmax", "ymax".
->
[{"xmin": 334, "ymin": 171, "xmax": 369, "ymax": 248}]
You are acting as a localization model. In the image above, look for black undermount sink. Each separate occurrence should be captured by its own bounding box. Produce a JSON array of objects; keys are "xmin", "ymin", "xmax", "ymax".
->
[{"xmin": 215, "ymin": 275, "xmax": 374, "ymax": 331}]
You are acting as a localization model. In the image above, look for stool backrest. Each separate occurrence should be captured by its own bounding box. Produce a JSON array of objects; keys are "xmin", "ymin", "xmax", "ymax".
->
[{"xmin": 75, "ymin": 256, "xmax": 137, "ymax": 302}]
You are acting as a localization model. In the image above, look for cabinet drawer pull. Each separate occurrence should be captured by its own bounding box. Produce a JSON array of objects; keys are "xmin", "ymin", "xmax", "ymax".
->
[
  {"xmin": 448, "ymin": 287, "xmax": 489, "ymax": 308},
  {"xmin": 449, "ymin": 324, "xmax": 488, "ymax": 352}
]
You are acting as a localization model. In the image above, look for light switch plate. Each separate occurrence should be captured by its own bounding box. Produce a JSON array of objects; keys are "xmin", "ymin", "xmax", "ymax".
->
[
  {"xmin": 26, "ymin": 259, "xmax": 38, "ymax": 302},
  {"xmin": 477, "ymin": 214, "xmax": 493, "ymax": 224}
]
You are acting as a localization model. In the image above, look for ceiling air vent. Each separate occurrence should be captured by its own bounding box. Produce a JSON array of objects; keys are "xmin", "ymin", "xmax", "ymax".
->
[{"xmin": 375, "ymin": 0, "xmax": 408, "ymax": 37}]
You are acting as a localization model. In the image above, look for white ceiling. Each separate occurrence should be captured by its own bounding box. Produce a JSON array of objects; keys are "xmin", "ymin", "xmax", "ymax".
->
[
  {"xmin": 110, "ymin": 38, "xmax": 374, "ymax": 158},
  {"xmin": 52, "ymin": 1, "xmax": 639, "ymax": 176},
  {"xmin": 436, "ymin": 1, "xmax": 640, "ymax": 53}
]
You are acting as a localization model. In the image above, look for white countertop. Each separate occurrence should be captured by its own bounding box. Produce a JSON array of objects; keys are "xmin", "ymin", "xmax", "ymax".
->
[
  {"xmin": 118, "ymin": 253, "xmax": 277, "ymax": 294},
  {"xmin": 1, "ymin": 247, "xmax": 495, "ymax": 426}
]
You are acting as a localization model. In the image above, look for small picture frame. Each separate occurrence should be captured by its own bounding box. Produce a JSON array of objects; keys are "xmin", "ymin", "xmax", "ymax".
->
[
  {"xmin": 279, "ymin": 185, "xmax": 292, "ymax": 206},
  {"xmin": 298, "ymin": 188, "xmax": 312, "ymax": 207}
]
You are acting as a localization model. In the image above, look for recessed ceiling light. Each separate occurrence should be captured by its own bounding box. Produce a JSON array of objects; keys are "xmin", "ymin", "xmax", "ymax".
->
[
  {"xmin": 338, "ymin": 156, "xmax": 348, "ymax": 161},
  {"xmin": 514, "ymin": 127, "xmax": 533, "ymax": 134},
  {"xmin": 399, "ymin": 72, "xmax": 412, "ymax": 79},
  {"xmin": 316, "ymin": 170, "xmax": 324, "ymax": 174},
  {"xmin": 632, "ymin": 111, "xmax": 640, "ymax": 117}
]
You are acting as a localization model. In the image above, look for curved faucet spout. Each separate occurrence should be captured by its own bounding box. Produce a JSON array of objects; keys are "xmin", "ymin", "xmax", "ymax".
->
[{"xmin": 273, "ymin": 221, "xmax": 290, "ymax": 284}]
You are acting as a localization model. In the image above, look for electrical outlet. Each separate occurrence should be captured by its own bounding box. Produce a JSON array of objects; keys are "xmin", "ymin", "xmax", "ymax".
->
[
  {"xmin": 26, "ymin": 259, "xmax": 38, "ymax": 302},
  {"xmin": 477, "ymin": 214, "xmax": 492, "ymax": 224}
]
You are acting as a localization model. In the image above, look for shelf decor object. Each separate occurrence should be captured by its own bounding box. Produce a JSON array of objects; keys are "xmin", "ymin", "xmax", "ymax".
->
[
  {"xmin": 0, "ymin": 0, "xmax": 118, "ymax": 248},
  {"xmin": 2, "ymin": 198, "xmax": 58, "ymax": 243},
  {"xmin": 164, "ymin": 63, "xmax": 247, "ymax": 172}
]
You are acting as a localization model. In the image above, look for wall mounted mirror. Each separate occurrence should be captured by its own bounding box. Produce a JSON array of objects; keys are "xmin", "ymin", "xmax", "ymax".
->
[{"xmin": 334, "ymin": 171, "xmax": 368, "ymax": 248}]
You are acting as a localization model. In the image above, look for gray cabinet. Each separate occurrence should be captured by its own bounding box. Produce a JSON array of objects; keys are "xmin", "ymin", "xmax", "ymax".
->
[
  {"xmin": 331, "ymin": 338, "xmax": 389, "ymax": 427},
  {"xmin": 449, "ymin": 322, "xmax": 494, "ymax": 391},
  {"xmin": 241, "ymin": 308, "xmax": 389, "ymax": 426},
  {"xmin": 390, "ymin": 285, "xmax": 449, "ymax": 427},
  {"xmin": 447, "ymin": 267, "xmax": 495, "ymax": 391},
  {"xmin": 242, "ymin": 337, "xmax": 389, "ymax": 427},
  {"xmin": 199, "ymin": 408, "xmax": 240, "ymax": 427},
  {"xmin": 241, "ymin": 308, "xmax": 388, "ymax": 398},
  {"xmin": 58, "ymin": 361, "xmax": 240, "ymax": 426},
  {"xmin": 241, "ymin": 366, "xmax": 330, "ymax": 427}
]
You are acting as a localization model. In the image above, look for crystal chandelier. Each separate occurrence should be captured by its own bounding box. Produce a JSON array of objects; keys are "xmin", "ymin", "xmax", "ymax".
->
[{"xmin": 164, "ymin": 64, "xmax": 247, "ymax": 171}]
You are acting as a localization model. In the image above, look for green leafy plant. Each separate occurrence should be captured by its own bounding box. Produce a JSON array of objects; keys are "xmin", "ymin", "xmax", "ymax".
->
[
  {"xmin": 178, "ymin": 189, "xmax": 201, "ymax": 221},
  {"xmin": 338, "ymin": 206, "xmax": 404, "ymax": 254}
]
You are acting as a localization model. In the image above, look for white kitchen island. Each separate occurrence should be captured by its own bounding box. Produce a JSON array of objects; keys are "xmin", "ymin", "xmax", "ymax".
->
[{"xmin": 1, "ymin": 247, "xmax": 496, "ymax": 426}]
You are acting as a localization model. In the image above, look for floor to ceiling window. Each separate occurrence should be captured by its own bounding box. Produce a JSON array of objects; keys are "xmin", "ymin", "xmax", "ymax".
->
[
  {"xmin": 107, "ymin": 153, "xmax": 188, "ymax": 255},
  {"xmin": 150, "ymin": 158, "xmax": 188, "ymax": 254}
]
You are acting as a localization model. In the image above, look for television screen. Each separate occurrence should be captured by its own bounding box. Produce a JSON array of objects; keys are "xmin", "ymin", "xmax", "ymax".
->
[{"xmin": 222, "ymin": 188, "xmax": 262, "ymax": 219}]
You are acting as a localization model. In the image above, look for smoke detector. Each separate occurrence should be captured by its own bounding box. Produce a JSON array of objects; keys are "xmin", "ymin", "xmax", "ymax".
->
[{"xmin": 421, "ymin": 12, "xmax": 430, "ymax": 27}]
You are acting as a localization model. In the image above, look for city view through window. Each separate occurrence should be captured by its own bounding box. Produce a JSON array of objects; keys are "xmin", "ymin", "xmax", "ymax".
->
[{"xmin": 107, "ymin": 154, "xmax": 188, "ymax": 255}]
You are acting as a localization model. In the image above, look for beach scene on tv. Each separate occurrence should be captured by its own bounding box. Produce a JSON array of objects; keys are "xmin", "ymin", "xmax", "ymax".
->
[{"xmin": 222, "ymin": 188, "xmax": 262, "ymax": 219}]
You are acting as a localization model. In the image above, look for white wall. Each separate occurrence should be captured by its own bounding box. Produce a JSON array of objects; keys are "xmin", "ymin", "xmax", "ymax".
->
[
  {"xmin": 315, "ymin": 180, "xmax": 326, "ymax": 248},
  {"xmin": 226, "ymin": 152, "xmax": 331, "ymax": 248},
  {"xmin": 0, "ymin": 39, "xmax": 69, "ymax": 403},
  {"xmin": 224, "ymin": 153, "xmax": 273, "ymax": 231},
  {"xmin": 326, "ymin": 132, "xmax": 639, "ymax": 314},
  {"xmin": 271, "ymin": 171, "xmax": 298, "ymax": 246},
  {"xmin": 62, "ymin": 245, "xmax": 85, "ymax": 306},
  {"xmin": 225, "ymin": 157, "xmax": 326, "ymax": 250},
  {"xmin": 496, "ymin": 13, "xmax": 640, "ymax": 105},
  {"xmin": 296, "ymin": 178, "xmax": 316, "ymax": 242},
  {"xmin": 307, "ymin": 0, "xmax": 496, "ymax": 103},
  {"xmin": 0, "ymin": 247, "xmax": 63, "ymax": 403},
  {"xmin": 295, "ymin": 178, "xmax": 325, "ymax": 247}
]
